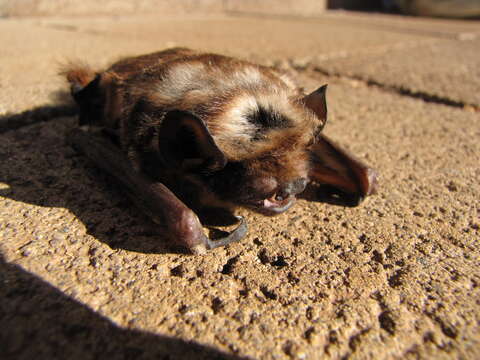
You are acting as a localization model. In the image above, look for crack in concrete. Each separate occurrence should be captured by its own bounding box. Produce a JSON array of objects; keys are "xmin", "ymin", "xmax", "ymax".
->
[
  {"xmin": 1, "ymin": 58, "xmax": 477, "ymax": 135},
  {"xmin": 225, "ymin": 11, "xmax": 480, "ymax": 41},
  {"xmin": 310, "ymin": 65, "xmax": 479, "ymax": 111}
]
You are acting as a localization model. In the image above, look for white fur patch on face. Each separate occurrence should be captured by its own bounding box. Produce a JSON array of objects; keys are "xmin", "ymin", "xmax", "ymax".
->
[
  {"xmin": 212, "ymin": 89, "xmax": 313, "ymax": 156},
  {"xmin": 252, "ymin": 90, "xmax": 308, "ymax": 128},
  {"xmin": 214, "ymin": 94, "xmax": 259, "ymax": 142}
]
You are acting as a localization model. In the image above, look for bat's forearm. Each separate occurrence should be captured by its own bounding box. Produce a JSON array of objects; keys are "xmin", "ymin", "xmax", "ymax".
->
[{"xmin": 67, "ymin": 128, "xmax": 246, "ymax": 253}]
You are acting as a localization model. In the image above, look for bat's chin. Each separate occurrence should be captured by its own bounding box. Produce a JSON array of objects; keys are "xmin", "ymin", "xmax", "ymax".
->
[{"xmin": 247, "ymin": 196, "xmax": 296, "ymax": 216}]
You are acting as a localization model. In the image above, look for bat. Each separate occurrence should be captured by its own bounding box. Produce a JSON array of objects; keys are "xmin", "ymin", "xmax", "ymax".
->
[{"xmin": 63, "ymin": 48, "xmax": 377, "ymax": 254}]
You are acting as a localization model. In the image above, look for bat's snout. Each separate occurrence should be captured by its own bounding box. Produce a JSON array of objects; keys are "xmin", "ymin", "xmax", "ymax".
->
[{"xmin": 249, "ymin": 177, "xmax": 308, "ymax": 215}]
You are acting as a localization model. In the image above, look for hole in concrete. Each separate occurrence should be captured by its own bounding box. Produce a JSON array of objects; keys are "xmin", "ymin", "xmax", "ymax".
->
[
  {"xmin": 260, "ymin": 286, "xmax": 277, "ymax": 300},
  {"xmin": 170, "ymin": 264, "xmax": 185, "ymax": 277},
  {"xmin": 271, "ymin": 255, "xmax": 288, "ymax": 268},
  {"xmin": 258, "ymin": 248, "xmax": 271, "ymax": 265},
  {"xmin": 378, "ymin": 311, "xmax": 396, "ymax": 335},
  {"xmin": 388, "ymin": 269, "xmax": 405, "ymax": 288},
  {"xmin": 439, "ymin": 320, "xmax": 458, "ymax": 339},
  {"xmin": 253, "ymin": 238, "xmax": 263, "ymax": 246},
  {"xmin": 221, "ymin": 256, "xmax": 239, "ymax": 275},
  {"xmin": 211, "ymin": 297, "xmax": 224, "ymax": 314}
]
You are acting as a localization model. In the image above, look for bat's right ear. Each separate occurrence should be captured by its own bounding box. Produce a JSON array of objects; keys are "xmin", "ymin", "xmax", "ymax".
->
[
  {"xmin": 303, "ymin": 84, "xmax": 328, "ymax": 123},
  {"xmin": 159, "ymin": 110, "xmax": 227, "ymax": 172}
]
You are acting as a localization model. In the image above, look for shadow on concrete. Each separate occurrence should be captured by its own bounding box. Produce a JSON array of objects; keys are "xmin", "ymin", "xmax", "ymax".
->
[
  {"xmin": 0, "ymin": 108, "xmax": 181, "ymax": 254},
  {"xmin": 327, "ymin": 0, "xmax": 383, "ymax": 11},
  {"xmin": 0, "ymin": 104, "xmax": 356, "ymax": 255},
  {"xmin": 0, "ymin": 254, "xmax": 249, "ymax": 360},
  {"xmin": 0, "ymin": 104, "xmax": 77, "ymax": 134},
  {"xmin": 0, "ymin": 105, "xmax": 241, "ymax": 255}
]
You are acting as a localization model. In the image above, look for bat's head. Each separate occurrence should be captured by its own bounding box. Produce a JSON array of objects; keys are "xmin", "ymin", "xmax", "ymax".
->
[{"xmin": 158, "ymin": 86, "xmax": 329, "ymax": 215}]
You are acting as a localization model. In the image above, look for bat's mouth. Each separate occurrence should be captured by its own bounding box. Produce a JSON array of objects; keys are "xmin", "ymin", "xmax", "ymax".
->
[{"xmin": 247, "ymin": 194, "xmax": 296, "ymax": 216}]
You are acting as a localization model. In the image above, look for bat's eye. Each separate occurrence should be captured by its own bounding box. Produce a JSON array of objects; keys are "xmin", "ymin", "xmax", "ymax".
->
[{"xmin": 275, "ymin": 192, "xmax": 287, "ymax": 201}]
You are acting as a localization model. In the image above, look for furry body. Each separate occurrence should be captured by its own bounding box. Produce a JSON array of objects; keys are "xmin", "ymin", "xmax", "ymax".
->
[
  {"xmin": 65, "ymin": 48, "xmax": 329, "ymax": 214},
  {"xmin": 64, "ymin": 48, "xmax": 377, "ymax": 245}
]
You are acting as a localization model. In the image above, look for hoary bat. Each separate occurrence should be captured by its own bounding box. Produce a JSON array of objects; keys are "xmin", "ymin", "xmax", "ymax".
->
[{"xmin": 64, "ymin": 48, "xmax": 377, "ymax": 254}]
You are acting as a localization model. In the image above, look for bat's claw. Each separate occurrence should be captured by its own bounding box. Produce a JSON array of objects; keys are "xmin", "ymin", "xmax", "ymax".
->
[{"xmin": 206, "ymin": 216, "xmax": 248, "ymax": 250}]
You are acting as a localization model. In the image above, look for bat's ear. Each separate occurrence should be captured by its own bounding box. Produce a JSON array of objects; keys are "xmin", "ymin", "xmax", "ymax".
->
[
  {"xmin": 159, "ymin": 110, "xmax": 227, "ymax": 172},
  {"xmin": 303, "ymin": 84, "xmax": 328, "ymax": 122}
]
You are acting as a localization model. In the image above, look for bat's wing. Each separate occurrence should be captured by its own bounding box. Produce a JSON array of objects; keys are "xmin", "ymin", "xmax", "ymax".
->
[{"xmin": 305, "ymin": 134, "xmax": 378, "ymax": 206}]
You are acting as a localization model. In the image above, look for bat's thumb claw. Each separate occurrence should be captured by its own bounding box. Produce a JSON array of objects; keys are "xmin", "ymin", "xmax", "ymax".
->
[{"xmin": 206, "ymin": 216, "xmax": 248, "ymax": 249}]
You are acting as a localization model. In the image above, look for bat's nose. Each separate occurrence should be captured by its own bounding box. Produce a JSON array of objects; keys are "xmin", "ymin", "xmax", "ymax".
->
[
  {"xmin": 291, "ymin": 177, "xmax": 308, "ymax": 195},
  {"xmin": 275, "ymin": 178, "xmax": 308, "ymax": 201}
]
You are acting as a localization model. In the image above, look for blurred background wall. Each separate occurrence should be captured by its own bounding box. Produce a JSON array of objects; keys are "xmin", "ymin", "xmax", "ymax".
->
[
  {"xmin": 1, "ymin": 0, "xmax": 478, "ymax": 18},
  {"xmin": 1, "ymin": 0, "xmax": 328, "ymax": 17},
  {"xmin": 0, "ymin": 0, "xmax": 227, "ymax": 16}
]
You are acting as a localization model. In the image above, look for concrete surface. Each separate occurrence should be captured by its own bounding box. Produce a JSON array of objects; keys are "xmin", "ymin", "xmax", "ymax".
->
[
  {"xmin": 0, "ymin": 17, "xmax": 429, "ymax": 115},
  {"xmin": 1, "ymin": 10, "xmax": 479, "ymax": 360},
  {"xmin": 317, "ymin": 38, "xmax": 480, "ymax": 107}
]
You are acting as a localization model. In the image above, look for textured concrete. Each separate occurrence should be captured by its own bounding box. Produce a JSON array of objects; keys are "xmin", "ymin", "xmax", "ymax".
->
[
  {"xmin": 1, "ymin": 13, "xmax": 479, "ymax": 117},
  {"xmin": 320, "ymin": 11, "xmax": 480, "ymax": 39},
  {"xmin": 317, "ymin": 38, "xmax": 480, "ymax": 107},
  {"xmin": 0, "ymin": 14, "xmax": 430, "ymax": 115},
  {"xmin": 1, "ymin": 10, "xmax": 480, "ymax": 360},
  {"xmin": 313, "ymin": 12, "xmax": 480, "ymax": 107}
]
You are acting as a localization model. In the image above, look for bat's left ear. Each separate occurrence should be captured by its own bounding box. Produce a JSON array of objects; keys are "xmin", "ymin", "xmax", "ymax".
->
[
  {"xmin": 159, "ymin": 110, "xmax": 227, "ymax": 172},
  {"xmin": 303, "ymin": 84, "xmax": 328, "ymax": 123}
]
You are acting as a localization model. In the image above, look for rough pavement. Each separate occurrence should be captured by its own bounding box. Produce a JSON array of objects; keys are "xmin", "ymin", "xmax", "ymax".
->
[{"xmin": 1, "ymin": 11, "xmax": 479, "ymax": 360}]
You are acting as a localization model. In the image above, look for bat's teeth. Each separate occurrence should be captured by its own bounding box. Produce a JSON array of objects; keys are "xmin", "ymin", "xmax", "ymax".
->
[
  {"xmin": 265, "ymin": 195, "xmax": 294, "ymax": 209},
  {"xmin": 259, "ymin": 196, "xmax": 295, "ymax": 215}
]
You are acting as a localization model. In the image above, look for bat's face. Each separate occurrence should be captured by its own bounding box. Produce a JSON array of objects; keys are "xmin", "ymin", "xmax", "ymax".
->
[
  {"xmin": 203, "ymin": 151, "xmax": 310, "ymax": 215},
  {"xmin": 156, "ymin": 104, "xmax": 318, "ymax": 216}
]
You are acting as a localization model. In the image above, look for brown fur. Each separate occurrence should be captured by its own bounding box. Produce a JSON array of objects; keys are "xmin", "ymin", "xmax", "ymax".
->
[
  {"xmin": 60, "ymin": 62, "xmax": 96, "ymax": 89},
  {"xmin": 64, "ymin": 48, "xmax": 375, "ymax": 216}
]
